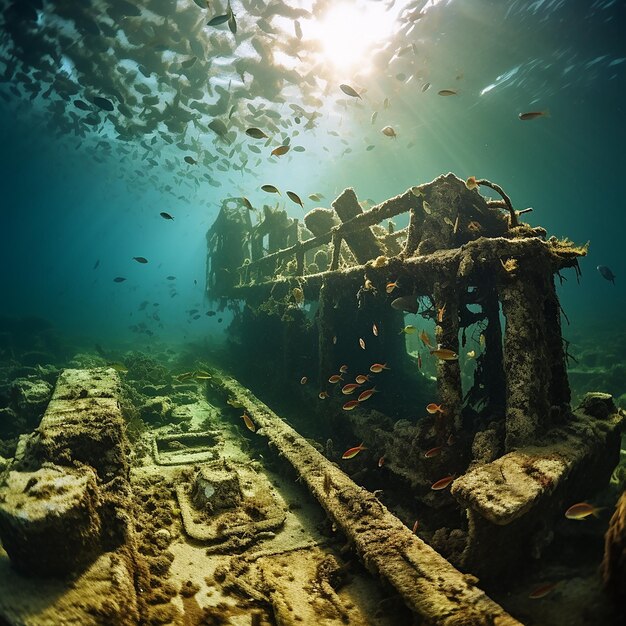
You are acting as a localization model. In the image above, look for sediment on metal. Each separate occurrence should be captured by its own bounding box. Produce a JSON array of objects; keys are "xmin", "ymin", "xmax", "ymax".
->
[{"xmin": 207, "ymin": 369, "xmax": 522, "ymax": 626}]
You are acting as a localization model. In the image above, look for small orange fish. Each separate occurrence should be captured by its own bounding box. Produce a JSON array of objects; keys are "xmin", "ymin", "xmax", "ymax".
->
[
  {"xmin": 359, "ymin": 337, "xmax": 366, "ymax": 350},
  {"xmin": 270, "ymin": 144, "xmax": 290, "ymax": 157},
  {"xmin": 467, "ymin": 220, "xmax": 482, "ymax": 233},
  {"xmin": 419, "ymin": 330, "xmax": 433, "ymax": 348},
  {"xmin": 430, "ymin": 348, "xmax": 458, "ymax": 361},
  {"xmin": 528, "ymin": 581, "xmax": 558, "ymax": 599},
  {"xmin": 355, "ymin": 374, "xmax": 370, "ymax": 384},
  {"xmin": 342, "ymin": 383, "xmax": 362, "ymax": 395},
  {"xmin": 242, "ymin": 413, "xmax": 256, "ymax": 433},
  {"xmin": 412, "ymin": 520, "xmax": 419, "ymax": 533},
  {"xmin": 318, "ymin": 391, "xmax": 329, "ymax": 399},
  {"xmin": 372, "ymin": 323, "xmax": 379, "ymax": 336},
  {"xmin": 465, "ymin": 176, "xmax": 479, "ymax": 191},
  {"xmin": 431, "ymin": 475, "xmax": 454, "ymax": 490},
  {"xmin": 339, "ymin": 364, "xmax": 349, "ymax": 373},
  {"xmin": 424, "ymin": 446, "xmax": 443, "ymax": 458},
  {"xmin": 386, "ymin": 281, "xmax": 398, "ymax": 294},
  {"xmin": 564, "ymin": 502, "xmax": 604, "ymax": 520},
  {"xmin": 300, "ymin": 376, "xmax": 307, "ymax": 385},
  {"xmin": 329, "ymin": 374, "xmax": 343, "ymax": 384},
  {"xmin": 357, "ymin": 387, "xmax": 378, "ymax": 402},
  {"xmin": 426, "ymin": 403, "xmax": 444, "ymax": 414},
  {"xmin": 437, "ymin": 304, "xmax": 446, "ymax": 323},
  {"xmin": 370, "ymin": 363, "xmax": 390, "ymax": 373},
  {"xmin": 417, "ymin": 353, "xmax": 423, "ymax": 369},
  {"xmin": 342, "ymin": 443, "xmax": 366, "ymax": 459},
  {"xmin": 378, "ymin": 455, "xmax": 385, "ymax": 468},
  {"xmin": 342, "ymin": 400, "xmax": 360, "ymax": 411}
]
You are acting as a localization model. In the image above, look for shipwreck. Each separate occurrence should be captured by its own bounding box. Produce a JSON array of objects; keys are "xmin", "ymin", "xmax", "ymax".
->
[{"xmin": 0, "ymin": 173, "xmax": 624, "ymax": 625}]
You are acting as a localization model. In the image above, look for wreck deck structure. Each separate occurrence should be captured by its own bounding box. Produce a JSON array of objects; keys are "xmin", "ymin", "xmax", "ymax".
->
[
  {"xmin": 0, "ymin": 174, "xmax": 623, "ymax": 626},
  {"xmin": 205, "ymin": 173, "xmax": 623, "ymax": 589}
]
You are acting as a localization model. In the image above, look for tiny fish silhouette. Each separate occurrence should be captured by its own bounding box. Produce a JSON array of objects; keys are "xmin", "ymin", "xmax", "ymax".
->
[{"xmin": 597, "ymin": 265, "xmax": 615, "ymax": 284}]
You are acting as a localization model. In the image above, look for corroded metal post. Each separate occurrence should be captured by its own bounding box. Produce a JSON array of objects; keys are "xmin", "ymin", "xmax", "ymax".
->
[
  {"xmin": 481, "ymin": 280, "xmax": 506, "ymax": 413},
  {"xmin": 498, "ymin": 268, "xmax": 552, "ymax": 449},
  {"xmin": 332, "ymin": 188, "xmax": 383, "ymax": 263},
  {"xmin": 317, "ymin": 277, "xmax": 336, "ymax": 387},
  {"xmin": 544, "ymin": 274, "xmax": 571, "ymax": 415},
  {"xmin": 433, "ymin": 279, "xmax": 463, "ymax": 435}
]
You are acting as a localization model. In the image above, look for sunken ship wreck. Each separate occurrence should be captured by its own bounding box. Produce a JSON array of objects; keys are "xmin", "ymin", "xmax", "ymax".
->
[{"xmin": 0, "ymin": 173, "xmax": 624, "ymax": 625}]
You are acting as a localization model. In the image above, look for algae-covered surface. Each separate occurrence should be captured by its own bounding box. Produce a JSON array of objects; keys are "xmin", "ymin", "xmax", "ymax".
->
[
  {"xmin": 0, "ymin": 333, "xmax": 623, "ymax": 625},
  {"xmin": 1, "ymin": 1, "xmax": 626, "ymax": 623}
]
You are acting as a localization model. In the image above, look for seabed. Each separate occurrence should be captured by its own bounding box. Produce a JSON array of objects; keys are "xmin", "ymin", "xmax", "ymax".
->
[{"xmin": 0, "ymin": 174, "xmax": 624, "ymax": 625}]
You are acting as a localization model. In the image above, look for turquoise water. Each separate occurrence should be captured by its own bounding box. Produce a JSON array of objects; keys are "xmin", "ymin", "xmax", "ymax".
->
[
  {"xmin": 0, "ymin": 3, "xmax": 625, "ymax": 623},
  {"xmin": 1, "ymin": 0, "xmax": 624, "ymax": 343}
]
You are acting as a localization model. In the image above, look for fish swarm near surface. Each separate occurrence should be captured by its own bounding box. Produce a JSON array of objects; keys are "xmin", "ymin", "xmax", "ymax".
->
[{"xmin": 0, "ymin": 0, "xmax": 462, "ymax": 203}]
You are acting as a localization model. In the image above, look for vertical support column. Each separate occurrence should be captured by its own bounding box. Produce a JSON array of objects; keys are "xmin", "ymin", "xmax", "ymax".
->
[
  {"xmin": 332, "ymin": 188, "xmax": 383, "ymax": 263},
  {"xmin": 498, "ymin": 269, "xmax": 551, "ymax": 450},
  {"xmin": 402, "ymin": 207, "xmax": 423, "ymax": 257},
  {"xmin": 543, "ymin": 274, "xmax": 571, "ymax": 415},
  {"xmin": 295, "ymin": 247, "xmax": 304, "ymax": 276},
  {"xmin": 433, "ymin": 279, "xmax": 463, "ymax": 436},
  {"xmin": 481, "ymin": 281, "xmax": 506, "ymax": 413},
  {"xmin": 317, "ymin": 277, "xmax": 336, "ymax": 387},
  {"xmin": 330, "ymin": 234, "xmax": 342, "ymax": 271},
  {"xmin": 282, "ymin": 307, "xmax": 306, "ymax": 386}
]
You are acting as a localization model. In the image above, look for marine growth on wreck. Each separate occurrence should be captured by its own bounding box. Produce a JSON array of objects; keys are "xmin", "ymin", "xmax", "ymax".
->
[{"xmin": 1, "ymin": 0, "xmax": 625, "ymax": 625}]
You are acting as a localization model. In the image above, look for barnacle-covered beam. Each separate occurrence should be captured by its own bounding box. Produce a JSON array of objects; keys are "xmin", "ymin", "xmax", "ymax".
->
[
  {"xmin": 332, "ymin": 188, "xmax": 384, "ymax": 263},
  {"xmin": 206, "ymin": 368, "xmax": 523, "ymax": 626},
  {"xmin": 231, "ymin": 235, "xmax": 586, "ymax": 302},
  {"xmin": 452, "ymin": 393, "xmax": 623, "ymax": 583}
]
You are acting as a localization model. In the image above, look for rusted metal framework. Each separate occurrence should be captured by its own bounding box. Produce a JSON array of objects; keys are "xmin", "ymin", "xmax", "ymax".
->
[{"xmin": 206, "ymin": 173, "xmax": 586, "ymax": 450}]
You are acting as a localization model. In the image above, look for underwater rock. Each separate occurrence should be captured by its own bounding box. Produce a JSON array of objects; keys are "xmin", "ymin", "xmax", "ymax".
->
[
  {"xmin": 10, "ymin": 378, "xmax": 52, "ymax": 425},
  {"xmin": 0, "ymin": 464, "xmax": 103, "ymax": 576}
]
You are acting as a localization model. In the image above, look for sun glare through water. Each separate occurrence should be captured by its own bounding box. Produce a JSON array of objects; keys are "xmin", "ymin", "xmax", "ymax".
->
[{"xmin": 308, "ymin": 2, "xmax": 397, "ymax": 74}]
